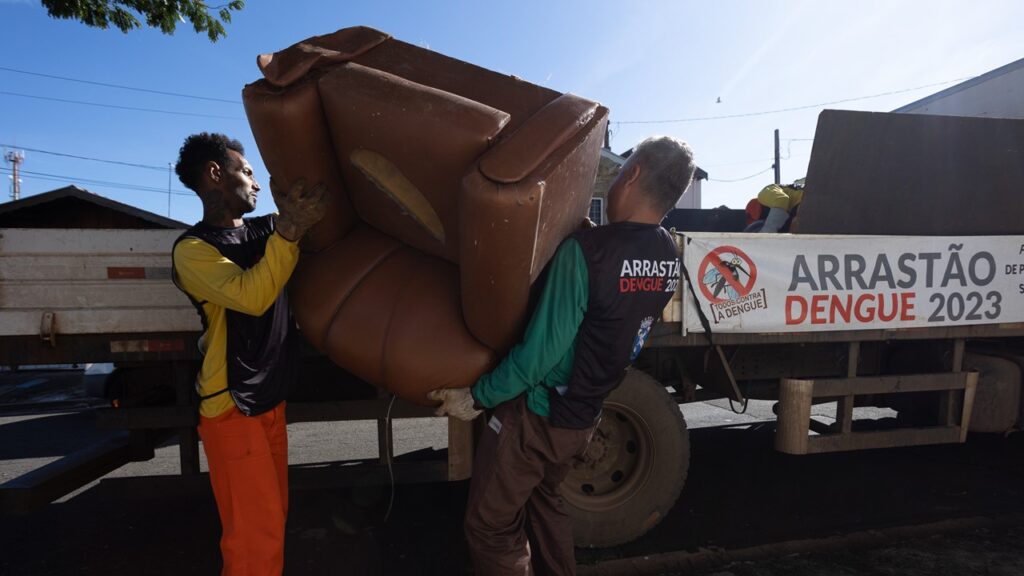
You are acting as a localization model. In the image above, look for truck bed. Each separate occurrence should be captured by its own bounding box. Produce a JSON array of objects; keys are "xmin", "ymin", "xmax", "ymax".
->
[{"xmin": 0, "ymin": 228, "xmax": 199, "ymax": 339}]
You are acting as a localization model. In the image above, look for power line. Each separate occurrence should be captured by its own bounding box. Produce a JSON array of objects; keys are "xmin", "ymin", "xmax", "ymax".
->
[
  {"xmin": 0, "ymin": 91, "xmax": 241, "ymax": 120},
  {"xmin": 703, "ymin": 153, "xmax": 809, "ymax": 169},
  {"xmin": 707, "ymin": 166, "xmax": 774, "ymax": 183},
  {"xmin": 616, "ymin": 77, "xmax": 973, "ymax": 125},
  {"xmin": 1, "ymin": 167, "xmax": 193, "ymax": 196},
  {"xmin": 0, "ymin": 144, "xmax": 167, "ymax": 172},
  {"xmin": 0, "ymin": 65, "xmax": 240, "ymax": 105}
]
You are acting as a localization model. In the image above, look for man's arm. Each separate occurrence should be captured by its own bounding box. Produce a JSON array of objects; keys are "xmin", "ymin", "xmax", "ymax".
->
[
  {"xmin": 471, "ymin": 238, "xmax": 589, "ymax": 408},
  {"xmin": 173, "ymin": 232, "xmax": 299, "ymax": 317}
]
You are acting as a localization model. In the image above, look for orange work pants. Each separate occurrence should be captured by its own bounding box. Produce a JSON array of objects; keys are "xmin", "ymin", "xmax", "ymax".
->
[{"xmin": 198, "ymin": 402, "xmax": 288, "ymax": 576}]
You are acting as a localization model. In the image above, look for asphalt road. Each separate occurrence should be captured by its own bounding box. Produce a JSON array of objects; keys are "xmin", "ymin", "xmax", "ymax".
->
[{"xmin": 2, "ymin": 373, "xmax": 1023, "ymax": 575}]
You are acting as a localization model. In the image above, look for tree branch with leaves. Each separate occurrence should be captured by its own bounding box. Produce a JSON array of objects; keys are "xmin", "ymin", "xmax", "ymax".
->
[{"xmin": 41, "ymin": 1, "xmax": 245, "ymax": 42}]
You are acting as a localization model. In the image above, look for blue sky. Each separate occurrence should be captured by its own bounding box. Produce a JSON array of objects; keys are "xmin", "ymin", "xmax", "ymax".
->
[{"xmin": 1, "ymin": 0, "xmax": 1022, "ymax": 224}]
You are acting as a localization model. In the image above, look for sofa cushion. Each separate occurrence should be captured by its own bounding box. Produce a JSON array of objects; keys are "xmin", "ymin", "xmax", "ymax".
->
[
  {"xmin": 318, "ymin": 63, "xmax": 510, "ymax": 262},
  {"xmin": 289, "ymin": 225, "xmax": 497, "ymax": 401}
]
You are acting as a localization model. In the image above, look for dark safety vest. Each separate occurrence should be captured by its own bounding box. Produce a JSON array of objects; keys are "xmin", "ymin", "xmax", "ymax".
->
[
  {"xmin": 549, "ymin": 222, "xmax": 679, "ymax": 429},
  {"xmin": 171, "ymin": 216, "xmax": 297, "ymax": 416}
]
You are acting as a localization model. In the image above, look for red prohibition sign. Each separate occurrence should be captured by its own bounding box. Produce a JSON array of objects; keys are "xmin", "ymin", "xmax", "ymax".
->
[{"xmin": 698, "ymin": 245, "xmax": 758, "ymax": 304}]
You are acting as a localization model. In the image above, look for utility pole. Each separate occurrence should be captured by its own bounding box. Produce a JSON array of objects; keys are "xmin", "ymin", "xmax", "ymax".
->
[
  {"xmin": 167, "ymin": 162, "xmax": 172, "ymax": 217},
  {"xmin": 5, "ymin": 150, "xmax": 24, "ymax": 201},
  {"xmin": 773, "ymin": 129, "xmax": 781, "ymax": 185}
]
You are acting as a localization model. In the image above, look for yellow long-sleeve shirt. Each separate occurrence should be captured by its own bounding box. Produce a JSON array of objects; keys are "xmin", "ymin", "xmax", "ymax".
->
[
  {"xmin": 173, "ymin": 227, "xmax": 299, "ymax": 418},
  {"xmin": 757, "ymin": 184, "xmax": 804, "ymax": 212}
]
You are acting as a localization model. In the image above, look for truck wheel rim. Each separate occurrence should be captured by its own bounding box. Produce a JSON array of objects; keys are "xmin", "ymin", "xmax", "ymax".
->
[{"xmin": 562, "ymin": 401, "xmax": 655, "ymax": 511}]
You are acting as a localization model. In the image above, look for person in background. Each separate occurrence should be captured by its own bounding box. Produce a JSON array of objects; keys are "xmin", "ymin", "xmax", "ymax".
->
[
  {"xmin": 171, "ymin": 132, "xmax": 327, "ymax": 576},
  {"xmin": 430, "ymin": 136, "xmax": 695, "ymax": 576},
  {"xmin": 746, "ymin": 179, "xmax": 804, "ymax": 233}
]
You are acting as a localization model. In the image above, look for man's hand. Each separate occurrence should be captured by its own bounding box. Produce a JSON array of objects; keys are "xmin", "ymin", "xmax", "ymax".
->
[
  {"xmin": 580, "ymin": 216, "xmax": 597, "ymax": 230},
  {"xmin": 427, "ymin": 388, "xmax": 482, "ymax": 421},
  {"xmin": 271, "ymin": 177, "xmax": 328, "ymax": 242}
]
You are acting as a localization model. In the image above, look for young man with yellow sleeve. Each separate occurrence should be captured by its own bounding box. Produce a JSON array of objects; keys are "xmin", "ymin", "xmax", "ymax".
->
[{"xmin": 171, "ymin": 132, "xmax": 326, "ymax": 576}]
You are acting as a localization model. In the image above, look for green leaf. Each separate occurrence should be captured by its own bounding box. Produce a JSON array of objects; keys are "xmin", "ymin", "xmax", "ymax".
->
[{"xmin": 39, "ymin": 0, "xmax": 243, "ymax": 41}]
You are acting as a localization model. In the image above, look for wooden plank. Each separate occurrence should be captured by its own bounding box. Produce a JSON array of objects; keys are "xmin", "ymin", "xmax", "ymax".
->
[
  {"xmin": 0, "ymin": 434, "xmax": 134, "ymax": 514},
  {"xmin": 0, "ymin": 228, "xmax": 181, "ymax": 254},
  {"xmin": 98, "ymin": 400, "xmax": 437, "ymax": 429},
  {"xmin": 288, "ymin": 460, "xmax": 450, "ymax": 490},
  {"xmin": 960, "ymin": 372, "xmax": 979, "ymax": 442},
  {"xmin": 0, "ymin": 332, "xmax": 201, "ymax": 366},
  {"xmin": 173, "ymin": 363, "xmax": 200, "ymax": 476},
  {"xmin": 811, "ymin": 372, "xmax": 968, "ymax": 397},
  {"xmin": 649, "ymin": 321, "xmax": 1024, "ymax": 349},
  {"xmin": 775, "ymin": 379, "xmax": 814, "ymax": 455},
  {"xmin": 96, "ymin": 406, "xmax": 197, "ymax": 429},
  {"xmin": 806, "ymin": 426, "xmax": 962, "ymax": 454},
  {"xmin": 447, "ymin": 417, "xmax": 474, "ymax": 481},
  {"xmin": 0, "ymin": 281, "xmax": 188, "ymax": 309},
  {"xmin": 837, "ymin": 342, "xmax": 859, "ymax": 434},
  {"xmin": 847, "ymin": 342, "xmax": 860, "ymax": 377},
  {"xmin": 940, "ymin": 339, "xmax": 968, "ymax": 426},
  {"xmin": 0, "ymin": 308, "xmax": 200, "ymax": 337},
  {"xmin": 287, "ymin": 399, "xmax": 435, "ymax": 422},
  {"xmin": 0, "ymin": 255, "xmax": 173, "ymax": 281},
  {"xmin": 837, "ymin": 395, "xmax": 855, "ymax": 435}
]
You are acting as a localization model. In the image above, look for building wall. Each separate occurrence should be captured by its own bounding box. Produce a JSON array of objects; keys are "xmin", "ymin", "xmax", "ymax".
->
[
  {"xmin": 894, "ymin": 61, "xmax": 1024, "ymax": 119},
  {"xmin": 589, "ymin": 152, "xmax": 621, "ymax": 225},
  {"xmin": 675, "ymin": 179, "xmax": 701, "ymax": 209},
  {"xmin": 591, "ymin": 151, "xmax": 704, "ymax": 223}
]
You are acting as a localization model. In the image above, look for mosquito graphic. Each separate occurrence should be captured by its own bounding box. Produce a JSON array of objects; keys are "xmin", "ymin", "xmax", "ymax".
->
[{"xmin": 702, "ymin": 256, "xmax": 751, "ymax": 301}]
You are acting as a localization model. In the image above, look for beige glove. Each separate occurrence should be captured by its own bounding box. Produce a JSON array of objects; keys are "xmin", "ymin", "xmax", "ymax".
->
[
  {"xmin": 270, "ymin": 177, "xmax": 328, "ymax": 242},
  {"xmin": 427, "ymin": 388, "xmax": 482, "ymax": 421}
]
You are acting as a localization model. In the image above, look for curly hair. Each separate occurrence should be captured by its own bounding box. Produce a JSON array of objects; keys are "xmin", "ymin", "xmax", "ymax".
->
[{"xmin": 174, "ymin": 133, "xmax": 245, "ymax": 193}]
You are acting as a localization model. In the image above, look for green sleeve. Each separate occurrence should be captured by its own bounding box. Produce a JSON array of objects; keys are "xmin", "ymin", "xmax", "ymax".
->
[{"xmin": 471, "ymin": 238, "xmax": 589, "ymax": 408}]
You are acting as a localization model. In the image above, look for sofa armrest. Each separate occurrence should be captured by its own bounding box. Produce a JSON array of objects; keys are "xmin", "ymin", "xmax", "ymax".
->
[
  {"xmin": 478, "ymin": 93, "xmax": 599, "ymax": 184},
  {"xmin": 460, "ymin": 107, "xmax": 608, "ymax": 351},
  {"xmin": 257, "ymin": 26, "xmax": 390, "ymax": 88},
  {"xmin": 243, "ymin": 77, "xmax": 356, "ymax": 252}
]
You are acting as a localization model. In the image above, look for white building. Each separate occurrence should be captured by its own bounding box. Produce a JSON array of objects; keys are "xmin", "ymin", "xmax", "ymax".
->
[
  {"xmin": 590, "ymin": 147, "xmax": 708, "ymax": 225},
  {"xmin": 893, "ymin": 57, "xmax": 1024, "ymax": 119}
]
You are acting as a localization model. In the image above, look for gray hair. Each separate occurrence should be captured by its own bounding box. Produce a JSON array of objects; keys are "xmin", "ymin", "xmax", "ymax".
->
[{"xmin": 623, "ymin": 136, "xmax": 695, "ymax": 213}]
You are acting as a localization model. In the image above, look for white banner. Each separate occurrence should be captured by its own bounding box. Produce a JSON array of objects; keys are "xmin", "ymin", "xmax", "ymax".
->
[{"xmin": 681, "ymin": 233, "xmax": 1024, "ymax": 334}]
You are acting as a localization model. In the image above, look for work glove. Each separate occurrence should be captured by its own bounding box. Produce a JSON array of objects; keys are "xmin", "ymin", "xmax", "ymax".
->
[
  {"xmin": 427, "ymin": 388, "xmax": 482, "ymax": 421},
  {"xmin": 271, "ymin": 177, "xmax": 328, "ymax": 242}
]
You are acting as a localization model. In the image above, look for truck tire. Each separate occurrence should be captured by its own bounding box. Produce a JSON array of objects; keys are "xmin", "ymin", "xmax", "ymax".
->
[{"xmin": 562, "ymin": 369, "xmax": 689, "ymax": 548}]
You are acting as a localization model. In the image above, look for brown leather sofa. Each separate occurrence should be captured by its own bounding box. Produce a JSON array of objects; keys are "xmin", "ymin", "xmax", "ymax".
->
[{"xmin": 242, "ymin": 27, "xmax": 609, "ymax": 403}]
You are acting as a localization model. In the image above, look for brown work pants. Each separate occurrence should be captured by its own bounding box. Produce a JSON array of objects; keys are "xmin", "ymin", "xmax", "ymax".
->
[{"xmin": 465, "ymin": 395, "xmax": 594, "ymax": 576}]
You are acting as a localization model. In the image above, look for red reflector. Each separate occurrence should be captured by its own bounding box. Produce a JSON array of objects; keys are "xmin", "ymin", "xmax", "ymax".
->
[
  {"xmin": 110, "ymin": 339, "xmax": 186, "ymax": 353},
  {"xmin": 107, "ymin": 267, "xmax": 146, "ymax": 279}
]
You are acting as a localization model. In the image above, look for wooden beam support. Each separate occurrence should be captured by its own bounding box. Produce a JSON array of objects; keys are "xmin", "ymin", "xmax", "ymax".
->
[
  {"xmin": 807, "ymin": 426, "xmax": 961, "ymax": 454},
  {"xmin": 0, "ymin": 433, "xmax": 134, "ymax": 514},
  {"xmin": 939, "ymin": 339, "xmax": 967, "ymax": 426},
  {"xmin": 776, "ymin": 379, "xmax": 814, "ymax": 454},
  {"xmin": 837, "ymin": 342, "xmax": 860, "ymax": 434},
  {"xmin": 447, "ymin": 417, "xmax": 474, "ymax": 481},
  {"xmin": 776, "ymin": 370, "xmax": 976, "ymax": 455},
  {"xmin": 172, "ymin": 362, "xmax": 200, "ymax": 475},
  {"xmin": 810, "ymin": 372, "xmax": 969, "ymax": 397}
]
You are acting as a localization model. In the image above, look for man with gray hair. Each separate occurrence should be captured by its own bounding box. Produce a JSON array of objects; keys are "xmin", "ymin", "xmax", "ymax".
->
[{"xmin": 431, "ymin": 136, "xmax": 695, "ymax": 575}]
